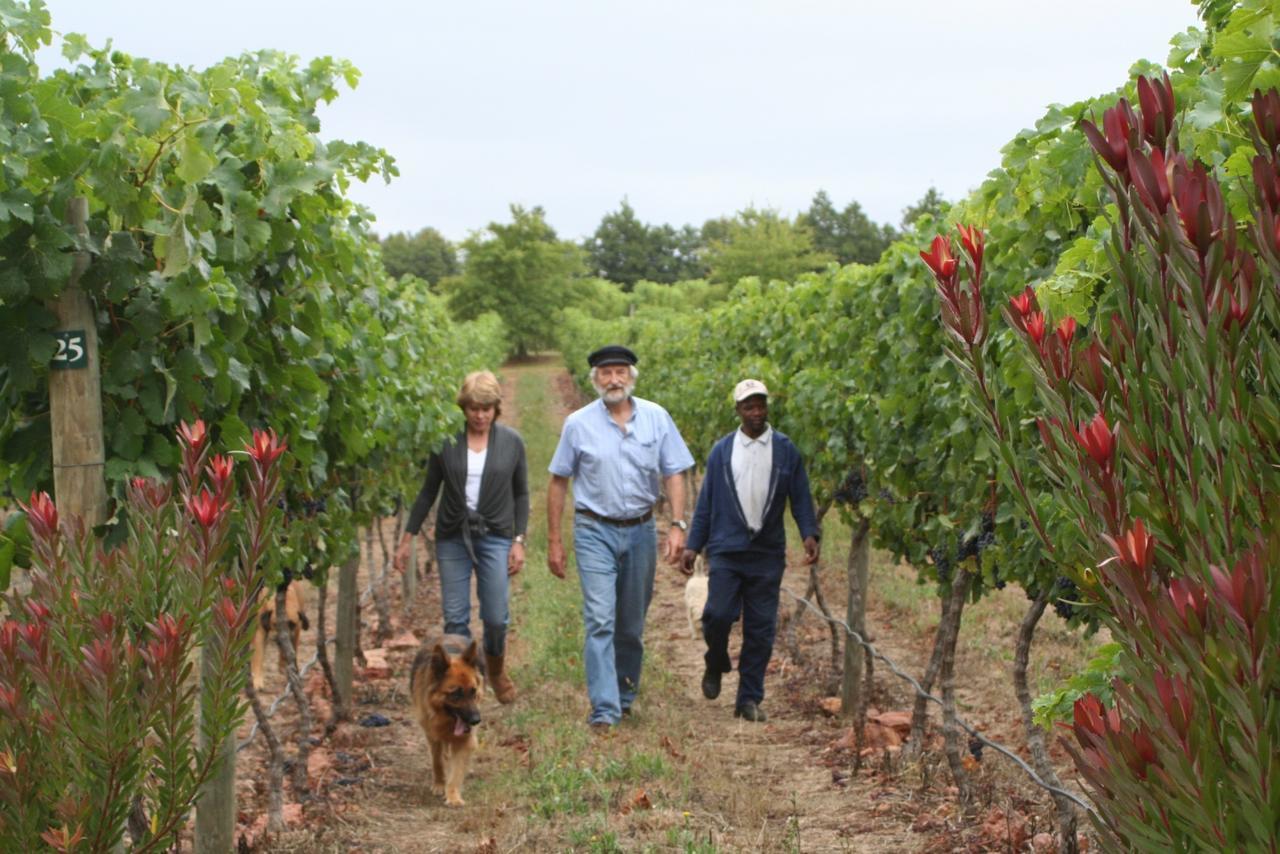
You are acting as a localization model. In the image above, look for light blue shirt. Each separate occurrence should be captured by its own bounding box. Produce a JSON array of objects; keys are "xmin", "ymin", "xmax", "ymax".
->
[{"xmin": 549, "ymin": 396, "xmax": 694, "ymax": 519}]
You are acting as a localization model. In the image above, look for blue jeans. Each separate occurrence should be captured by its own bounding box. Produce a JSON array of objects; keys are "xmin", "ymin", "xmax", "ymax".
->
[
  {"xmin": 703, "ymin": 551, "xmax": 785, "ymax": 706},
  {"xmin": 573, "ymin": 515, "xmax": 657, "ymax": 724},
  {"xmin": 436, "ymin": 534, "xmax": 512, "ymax": 657}
]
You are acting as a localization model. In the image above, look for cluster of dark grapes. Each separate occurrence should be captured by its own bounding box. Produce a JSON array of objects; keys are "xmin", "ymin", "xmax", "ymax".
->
[
  {"xmin": 275, "ymin": 496, "xmax": 328, "ymax": 521},
  {"xmin": 1051, "ymin": 576, "xmax": 1081, "ymax": 621},
  {"xmin": 929, "ymin": 513, "xmax": 996, "ymax": 584},
  {"xmin": 928, "ymin": 546, "xmax": 953, "ymax": 583},
  {"xmin": 833, "ymin": 470, "xmax": 867, "ymax": 505},
  {"xmin": 967, "ymin": 734, "xmax": 985, "ymax": 761}
]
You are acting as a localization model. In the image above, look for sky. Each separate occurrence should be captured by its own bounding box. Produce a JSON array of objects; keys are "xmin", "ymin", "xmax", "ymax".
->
[{"xmin": 37, "ymin": 1, "xmax": 1202, "ymax": 243}]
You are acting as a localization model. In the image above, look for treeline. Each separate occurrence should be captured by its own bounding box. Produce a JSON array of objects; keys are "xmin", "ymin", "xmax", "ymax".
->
[{"xmin": 373, "ymin": 189, "xmax": 946, "ymax": 354}]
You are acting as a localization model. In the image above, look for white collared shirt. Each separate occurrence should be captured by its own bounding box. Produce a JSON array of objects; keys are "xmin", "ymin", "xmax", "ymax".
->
[{"xmin": 731, "ymin": 425, "xmax": 773, "ymax": 532}]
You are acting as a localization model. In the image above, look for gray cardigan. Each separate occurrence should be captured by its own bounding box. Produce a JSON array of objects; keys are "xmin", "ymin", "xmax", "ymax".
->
[{"xmin": 405, "ymin": 423, "xmax": 529, "ymax": 541}]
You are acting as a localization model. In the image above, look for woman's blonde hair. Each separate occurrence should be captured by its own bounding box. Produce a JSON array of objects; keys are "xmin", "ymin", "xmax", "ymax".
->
[{"xmin": 457, "ymin": 370, "xmax": 502, "ymax": 416}]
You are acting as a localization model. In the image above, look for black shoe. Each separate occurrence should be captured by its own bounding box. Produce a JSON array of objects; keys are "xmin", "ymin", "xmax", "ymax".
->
[
  {"xmin": 734, "ymin": 701, "xmax": 766, "ymax": 722},
  {"xmin": 621, "ymin": 706, "xmax": 632, "ymax": 718},
  {"xmin": 701, "ymin": 666, "xmax": 721, "ymax": 700}
]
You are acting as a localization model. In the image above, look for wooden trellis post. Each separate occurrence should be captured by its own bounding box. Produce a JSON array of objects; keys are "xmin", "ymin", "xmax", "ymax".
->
[{"xmin": 48, "ymin": 197, "xmax": 107, "ymax": 527}]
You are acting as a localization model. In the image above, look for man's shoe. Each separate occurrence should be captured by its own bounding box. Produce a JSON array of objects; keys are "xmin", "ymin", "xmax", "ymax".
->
[
  {"xmin": 734, "ymin": 702, "xmax": 767, "ymax": 722},
  {"xmin": 701, "ymin": 666, "xmax": 721, "ymax": 700},
  {"xmin": 589, "ymin": 721, "xmax": 615, "ymax": 736}
]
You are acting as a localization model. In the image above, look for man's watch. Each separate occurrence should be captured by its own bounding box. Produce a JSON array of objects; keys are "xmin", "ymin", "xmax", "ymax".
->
[
  {"xmin": 514, "ymin": 534, "xmax": 526, "ymax": 545},
  {"xmin": 670, "ymin": 519, "xmax": 688, "ymax": 532}
]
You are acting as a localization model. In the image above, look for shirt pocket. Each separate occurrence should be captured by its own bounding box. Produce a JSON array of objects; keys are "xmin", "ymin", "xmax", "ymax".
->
[{"xmin": 621, "ymin": 435, "xmax": 659, "ymax": 475}]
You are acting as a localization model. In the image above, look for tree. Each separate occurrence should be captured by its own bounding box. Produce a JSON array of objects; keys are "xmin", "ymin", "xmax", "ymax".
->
[
  {"xmin": 703, "ymin": 208, "xmax": 832, "ymax": 286},
  {"xmin": 900, "ymin": 187, "xmax": 950, "ymax": 230},
  {"xmin": 800, "ymin": 190, "xmax": 897, "ymax": 265},
  {"xmin": 585, "ymin": 200, "xmax": 704, "ymax": 288},
  {"xmin": 378, "ymin": 227, "xmax": 458, "ymax": 284},
  {"xmin": 446, "ymin": 206, "xmax": 584, "ymax": 356}
]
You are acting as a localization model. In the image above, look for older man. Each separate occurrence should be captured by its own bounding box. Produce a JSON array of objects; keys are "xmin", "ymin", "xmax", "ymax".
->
[
  {"xmin": 681, "ymin": 379, "xmax": 820, "ymax": 722},
  {"xmin": 548, "ymin": 345, "xmax": 694, "ymax": 732}
]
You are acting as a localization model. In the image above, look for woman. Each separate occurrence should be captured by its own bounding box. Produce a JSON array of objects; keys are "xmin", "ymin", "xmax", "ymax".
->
[{"xmin": 394, "ymin": 370, "xmax": 528, "ymax": 704}]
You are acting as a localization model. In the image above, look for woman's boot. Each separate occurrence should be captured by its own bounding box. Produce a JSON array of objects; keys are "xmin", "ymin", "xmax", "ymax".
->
[{"xmin": 486, "ymin": 654, "xmax": 517, "ymax": 704}]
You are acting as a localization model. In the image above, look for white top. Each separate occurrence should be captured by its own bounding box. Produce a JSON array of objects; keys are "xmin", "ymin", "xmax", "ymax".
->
[
  {"xmin": 731, "ymin": 426, "xmax": 773, "ymax": 533},
  {"xmin": 465, "ymin": 447, "xmax": 487, "ymax": 512}
]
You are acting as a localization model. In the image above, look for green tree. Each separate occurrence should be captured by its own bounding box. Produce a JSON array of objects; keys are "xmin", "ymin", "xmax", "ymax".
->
[
  {"xmin": 378, "ymin": 227, "xmax": 458, "ymax": 284},
  {"xmin": 704, "ymin": 208, "xmax": 832, "ymax": 285},
  {"xmin": 900, "ymin": 186, "xmax": 949, "ymax": 230},
  {"xmin": 586, "ymin": 200, "xmax": 704, "ymax": 287},
  {"xmin": 446, "ymin": 205, "xmax": 584, "ymax": 355},
  {"xmin": 800, "ymin": 189, "xmax": 897, "ymax": 265}
]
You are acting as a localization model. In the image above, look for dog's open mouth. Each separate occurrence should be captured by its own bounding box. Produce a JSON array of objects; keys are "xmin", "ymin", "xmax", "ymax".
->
[{"xmin": 452, "ymin": 713, "xmax": 476, "ymax": 736}]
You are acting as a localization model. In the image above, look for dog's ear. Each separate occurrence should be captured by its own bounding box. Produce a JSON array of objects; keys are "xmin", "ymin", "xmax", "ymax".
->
[
  {"xmin": 430, "ymin": 643, "xmax": 450, "ymax": 678},
  {"xmin": 298, "ymin": 611, "xmax": 310, "ymax": 631},
  {"xmin": 461, "ymin": 639, "xmax": 480, "ymax": 666}
]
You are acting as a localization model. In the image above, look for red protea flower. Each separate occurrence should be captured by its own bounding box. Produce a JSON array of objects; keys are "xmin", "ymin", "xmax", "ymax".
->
[
  {"xmin": 207, "ymin": 455, "xmax": 235, "ymax": 492},
  {"xmin": 1103, "ymin": 518, "xmax": 1155, "ymax": 574},
  {"xmin": 1055, "ymin": 317, "xmax": 1077, "ymax": 350},
  {"xmin": 919, "ymin": 235, "xmax": 957, "ymax": 282},
  {"xmin": 246, "ymin": 428, "xmax": 287, "ymax": 466},
  {"xmin": 1252, "ymin": 88, "xmax": 1280, "ymax": 156},
  {"xmin": 1172, "ymin": 159, "xmax": 1227, "ymax": 258},
  {"xmin": 128, "ymin": 477, "xmax": 170, "ymax": 511},
  {"xmin": 1137, "ymin": 72, "xmax": 1175, "ymax": 149},
  {"xmin": 1072, "ymin": 412, "xmax": 1116, "ymax": 470},
  {"xmin": 177, "ymin": 419, "xmax": 208, "ymax": 453},
  {"xmin": 1251, "ymin": 154, "xmax": 1280, "ymax": 213},
  {"xmin": 1081, "ymin": 100, "xmax": 1136, "ymax": 176},
  {"xmin": 1025, "ymin": 312, "xmax": 1047, "ymax": 348},
  {"xmin": 214, "ymin": 596, "xmax": 242, "ymax": 630},
  {"xmin": 1009, "ymin": 287, "xmax": 1036, "ymax": 318},
  {"xmin": 956, "ymin": 224, "xmax": 984, "ymax": 278},
  {"xmin": 21, "ymin": 491, "xmax": 58, "ymax": 539},
  {"xmin": 185, "ymin": 488, "xmax": 227, "ymax": 529},
  {"xmin": 1129, "ymin": 147, "xmax": 1172, "ymax": 215}
]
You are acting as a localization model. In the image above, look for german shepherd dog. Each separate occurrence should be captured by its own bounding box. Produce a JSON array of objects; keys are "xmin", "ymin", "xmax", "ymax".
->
[
  {"xmin": 409, "ymin": 635, "xmax": 485, "ymax": 806},
  {"xmin": 251, "ymin": 581, "xmax": 309, "ymax": 691}
]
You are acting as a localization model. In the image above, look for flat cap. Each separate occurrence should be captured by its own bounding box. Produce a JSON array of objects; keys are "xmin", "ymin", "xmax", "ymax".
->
[
  {"xmin": 733, "ymin": 378, "xmax": 769, "ymax": 402},
  {"xmin": 587, "ymin": 344, "xmax": 638, "ymax": 368}
]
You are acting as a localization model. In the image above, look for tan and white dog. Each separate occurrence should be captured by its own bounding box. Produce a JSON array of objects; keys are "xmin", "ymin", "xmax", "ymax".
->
[
  {"xmin": 684, "ymin": 555, "xmax": 709, "ymax": 641},
  {"xmin": 251, "ymin": 581, "xmax": 309, "ymax": 691}
]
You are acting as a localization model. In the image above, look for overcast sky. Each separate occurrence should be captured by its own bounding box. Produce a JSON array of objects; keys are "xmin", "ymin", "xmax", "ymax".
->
[{"xmin": 39, "ymin": 1, "xmax": 1200, "ymax": 243}]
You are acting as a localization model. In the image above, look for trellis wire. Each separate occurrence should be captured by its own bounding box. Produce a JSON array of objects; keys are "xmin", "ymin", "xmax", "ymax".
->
[{"xmin": 781, "ymin": 587, "xmax": 1097, "ymax": 817}]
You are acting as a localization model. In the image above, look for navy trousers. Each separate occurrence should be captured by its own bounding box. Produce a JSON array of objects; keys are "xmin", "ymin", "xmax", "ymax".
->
[{"xmin": 702, "ymin": 550, "xmax": 785, "ymax": 706}]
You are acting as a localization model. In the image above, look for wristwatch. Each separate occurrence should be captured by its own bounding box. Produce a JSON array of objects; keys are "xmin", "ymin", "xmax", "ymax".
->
[
  {"xmin": 670, "ymin": 519, "xmax": 688, "ymax": 531},
  {"xmin": 514, "ymin": 534, "xmax": 526, "ymax": 545}
]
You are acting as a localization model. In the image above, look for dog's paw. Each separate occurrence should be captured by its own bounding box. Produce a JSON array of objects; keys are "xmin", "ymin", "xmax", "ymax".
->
[{"xmin": 445, "ymin": 792, "xmax": 465, "ymax": 807}]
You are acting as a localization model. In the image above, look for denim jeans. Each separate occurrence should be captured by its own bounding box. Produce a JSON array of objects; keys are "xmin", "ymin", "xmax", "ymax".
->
[
  {"xmin": 572, "ymin": 515, "xmax": 657, "ymax": 724},
  {"xmin": 703, "ymin": 551, "xmax": 785, "ymax": 706},
  {"xmin": 436, "ymin": 534, "xmax": 512, "ymax": 657}
]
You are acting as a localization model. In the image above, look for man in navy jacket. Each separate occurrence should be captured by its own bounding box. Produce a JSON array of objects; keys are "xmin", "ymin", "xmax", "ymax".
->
[{"xmin": 681, "ymin": 379, "xmax": 820, "ymax": 722}]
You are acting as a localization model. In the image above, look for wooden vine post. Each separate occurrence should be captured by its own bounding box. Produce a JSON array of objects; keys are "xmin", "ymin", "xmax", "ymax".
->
[
  {"xmin": 841, "ymin": 516, "xmax": 871, "ymax": 720},
  {"xmin": 334, "ymin": 552, "xmax": 359, "ymax": 718},
  {"xmin": 48, "ymin": 197, "xmax": 107, "ymax": 527}
]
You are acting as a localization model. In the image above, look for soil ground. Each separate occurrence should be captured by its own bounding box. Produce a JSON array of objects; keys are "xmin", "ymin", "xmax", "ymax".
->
[{"xmin": 236, "ymin": 356, "xmax": 1100, "ymax": 853}]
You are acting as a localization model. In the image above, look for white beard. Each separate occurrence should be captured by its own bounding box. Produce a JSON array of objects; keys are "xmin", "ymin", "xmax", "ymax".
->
[{"xmin": 594, "ymin": 379, "xmax": 635, "ymax": 405}]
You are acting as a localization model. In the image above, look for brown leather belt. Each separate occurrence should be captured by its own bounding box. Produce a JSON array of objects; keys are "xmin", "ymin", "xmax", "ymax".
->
[{"xmin": 576, "ymin": 507, "xmax": 654, "ymax": 527}]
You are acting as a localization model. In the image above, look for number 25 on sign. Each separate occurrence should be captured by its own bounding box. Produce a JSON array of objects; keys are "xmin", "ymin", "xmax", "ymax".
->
[{"xmin": 51, "ymin": 330, "xmax": 87, "ymax": 370}]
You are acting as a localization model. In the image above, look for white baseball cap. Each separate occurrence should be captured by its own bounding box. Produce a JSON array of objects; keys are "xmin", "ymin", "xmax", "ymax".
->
[{"xmin": 733, "ymin": 379, "xmax": 769, "ymax": 402}]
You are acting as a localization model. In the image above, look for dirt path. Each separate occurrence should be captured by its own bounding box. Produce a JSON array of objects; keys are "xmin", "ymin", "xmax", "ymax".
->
[{"xmin": 248, "ymin": 358, "xmax": 1092, "ymax": 853}]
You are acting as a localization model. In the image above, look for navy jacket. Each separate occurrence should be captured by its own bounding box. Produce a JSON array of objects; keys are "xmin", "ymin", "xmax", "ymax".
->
[{"xmin": 686, "ymin": 428, "xmax": 820, "ymax": 558}]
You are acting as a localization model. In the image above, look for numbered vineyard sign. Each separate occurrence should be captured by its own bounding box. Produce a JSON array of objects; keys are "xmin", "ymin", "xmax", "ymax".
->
[{"xmin": 51, "ymin": 330, "xmax": 88, "ymax": 370}]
